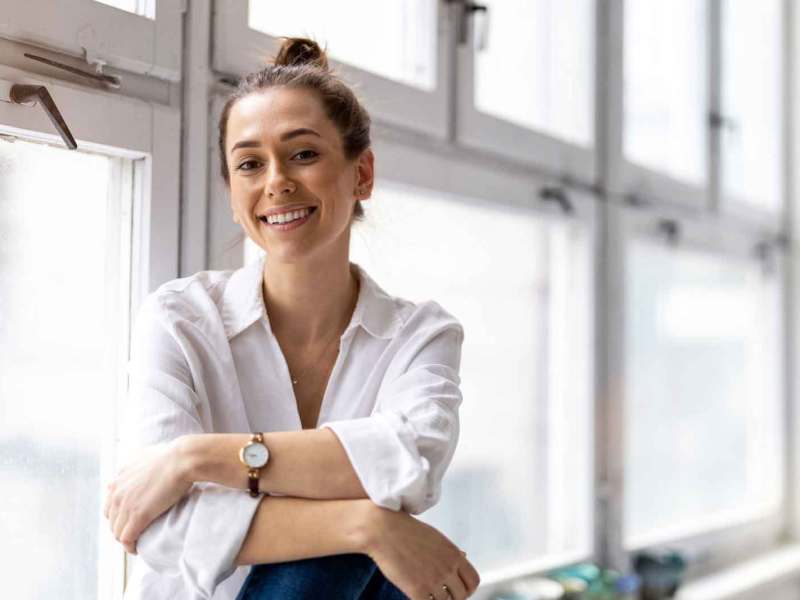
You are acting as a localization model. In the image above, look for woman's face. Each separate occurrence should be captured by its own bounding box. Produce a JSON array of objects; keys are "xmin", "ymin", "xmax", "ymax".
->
[{"xmin": 225, "ymin": 86, "xmax": 373, "ymax": 264}]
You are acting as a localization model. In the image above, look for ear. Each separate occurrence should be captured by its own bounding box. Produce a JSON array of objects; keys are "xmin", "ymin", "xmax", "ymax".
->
[{"xmin": 353, "ymin": 148, "xmax": 375, "ymax": 201}]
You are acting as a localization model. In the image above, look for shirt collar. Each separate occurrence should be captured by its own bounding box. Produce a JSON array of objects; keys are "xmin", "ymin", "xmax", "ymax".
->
[{"xmin": 220, "ymin": 253, "xmax": 403, "ymax": 341}]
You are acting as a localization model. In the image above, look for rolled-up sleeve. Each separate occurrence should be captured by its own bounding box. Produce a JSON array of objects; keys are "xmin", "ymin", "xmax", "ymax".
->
[
  {"xmin": 321, "ymin": 306, "xmax": 465, "ymax": 515},
  {"xmin": 119, "ymin": 294, "xmax": 261, "ymax": 599}
]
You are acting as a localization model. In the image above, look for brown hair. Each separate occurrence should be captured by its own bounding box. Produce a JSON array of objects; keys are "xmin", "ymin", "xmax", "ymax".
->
[{"xmin": 217, "ymin": 36, "xmax": 371, "ymax": 224}]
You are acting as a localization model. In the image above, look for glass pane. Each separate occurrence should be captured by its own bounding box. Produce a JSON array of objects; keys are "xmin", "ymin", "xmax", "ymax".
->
[
  {"xmin": 624, "ymin": 0, "xmax": 707, "ymax": 185},
  {"xmin": 257, "ymin": 182, "xmax": 594, "ymax": 572},
  {"xmin": 623, "ymin": 239, "xmax": 784, "ymax": 547},
  {"xmin": 474, "ymin": 0, "xmax": 595, "ymax": 147},
  {"xmin": 720, "ymin": 0, "xmax": 783, "ymax": 211},
  {"xmin": 0, "ymin": 137, "xmax": 132, "ymax": 598},
  {"xmin": 248, "ymin": 0, "xmax": 437, "ymax": 91},
  {"xmin": 93, "ymin": 0, "xmax": 155, "ymax": 19}
]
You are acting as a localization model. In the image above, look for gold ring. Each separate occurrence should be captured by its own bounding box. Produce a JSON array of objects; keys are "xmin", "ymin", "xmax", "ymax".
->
[
  {"xmin": 442, "ymin": 584, "xmax": 454, "ymax": 598},
  {"xmin": 427, "ymin": 595, "xmax": 436, "ymax": 600}
]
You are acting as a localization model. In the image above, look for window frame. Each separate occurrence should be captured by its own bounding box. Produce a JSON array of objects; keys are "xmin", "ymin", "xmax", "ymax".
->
[
  {"xmin": 453, "ymin": 0, "xmax": 597, "ymax": 187},
  {"xmin": 613, "ymin": 203, "xmax": 789, "ymax": 580},
  {"xmin": 0, "ymin": 60, "xmax": 180, "ymax": 599},
  {"xmin": 2, "ymin": 0, "xmax": 184, "ymax": 82},
  {"xmin": 211, "ymin": 0, "xmax": 454, "ymax": 140}
]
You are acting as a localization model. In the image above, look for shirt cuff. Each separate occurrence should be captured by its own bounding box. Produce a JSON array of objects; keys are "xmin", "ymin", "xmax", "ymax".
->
[
  {"xmin": 321, "ymin": 412, "xmax": 432, "ymax": 513},
  {"xmin": 136, "ymin": 482, "xmax": 262, "ymax": 598}
]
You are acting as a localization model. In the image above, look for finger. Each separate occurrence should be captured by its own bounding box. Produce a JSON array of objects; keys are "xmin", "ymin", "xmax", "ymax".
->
[
  {"xmin": 443, "ymin": 572, "xmax": 467, "ymax": 600},
  {"xmin": 460, "ymin": 560, "xmax": 480, "ymax": 592},
  {"xmin": 457, "ymin": 568, "xmax": 474, "ymax": 596},
  {"xmin": 120, "ymin": 517, "xmax": 144, "ymax": 557}
]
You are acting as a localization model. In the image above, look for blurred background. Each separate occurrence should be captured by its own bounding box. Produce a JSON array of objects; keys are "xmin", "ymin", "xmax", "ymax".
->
[{"xmin": 1, "ymin": 1, "xmax": 799, "ymax": 599}]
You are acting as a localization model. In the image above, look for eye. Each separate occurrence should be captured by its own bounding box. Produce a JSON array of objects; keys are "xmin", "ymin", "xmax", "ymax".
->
[
  {"xmin": 294, "ymin": 150, "xmax": 318, "ymax": 160},
  {"xmin": 236, "ymin": 160, "xmax": 260, "ymax": 171}
]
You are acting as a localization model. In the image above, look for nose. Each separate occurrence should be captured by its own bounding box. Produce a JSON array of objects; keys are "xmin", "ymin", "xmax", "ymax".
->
[{"xmin": 266, "ymin": 163, "xmax": 297, "ymax": 198}]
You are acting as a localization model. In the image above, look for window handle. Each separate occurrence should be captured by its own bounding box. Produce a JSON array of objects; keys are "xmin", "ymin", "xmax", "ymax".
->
[
  {"xmin": 539, "ymin": 185, "xmax": 574, "ymax": 215},
  {"xmin": 8, "ymin": 84, "xmax": 77, "ymax": 150}
]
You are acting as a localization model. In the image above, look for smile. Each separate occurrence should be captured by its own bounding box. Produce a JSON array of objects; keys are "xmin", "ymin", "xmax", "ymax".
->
[{"xmin": 258, "ymin": 206, "xmax": 317, "ymax": 231}]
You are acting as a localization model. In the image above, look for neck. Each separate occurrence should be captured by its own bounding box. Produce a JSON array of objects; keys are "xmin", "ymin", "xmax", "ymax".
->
[{"xmin": 261, "ymin": 254, "xmax": 359, "ymax": 348}]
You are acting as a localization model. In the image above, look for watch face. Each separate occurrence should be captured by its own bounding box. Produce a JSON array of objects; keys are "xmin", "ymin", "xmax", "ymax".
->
[{"xmin": 244, "ymin": 442, "xmax": 269, "ymax": 468}]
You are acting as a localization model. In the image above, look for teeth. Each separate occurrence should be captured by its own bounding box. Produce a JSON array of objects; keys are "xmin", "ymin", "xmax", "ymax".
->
[{"xmin": 266, "ymin": 207, "xmax": 311, "ymax": 224}]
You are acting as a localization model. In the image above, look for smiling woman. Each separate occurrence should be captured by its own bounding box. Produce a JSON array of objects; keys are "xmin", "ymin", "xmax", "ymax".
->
[{"xmin": 110, "ymin": 35, "xmax": 478, "ymax": 600}]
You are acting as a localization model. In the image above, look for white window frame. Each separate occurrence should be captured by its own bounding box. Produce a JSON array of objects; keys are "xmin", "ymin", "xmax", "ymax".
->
[
  {"xmin": 613, "ymin": 202, "xmax": 789, "ymax": 580},
  {"xmin": 0, "ymin": 61, "xmax": 180, "ymax": 599},
  {"xmin": 454, "ymin": 0, "xmax": 597, "ymax": 189},
  {"xmin": 1, "ymin": 0, "xmax": 184, "ymax": 82},
  {"xmin": 621, "ymin": 0, "xmax": 789, "ymax": 236},
  {"xmin": 211, "ymin": 0, "xmax": 453, "ymax": 140}
]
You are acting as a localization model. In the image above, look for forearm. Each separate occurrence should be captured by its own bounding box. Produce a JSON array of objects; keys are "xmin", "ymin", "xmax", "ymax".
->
[
  {"xmin": 234, "ymin": 496, "xmax": 375, "ymax": 566},
  {"xmin": 178, "ymin": 429, "xmax": 368, "ymax": 500}
]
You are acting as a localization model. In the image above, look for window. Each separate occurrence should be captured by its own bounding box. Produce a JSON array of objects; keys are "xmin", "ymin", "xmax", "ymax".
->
[
  {"xmin": 623, "ymin": 226, "xmax": 784, "ymax": 550},
  {"xmin": 475, "ymin": 0, "xmax": 594, "ymax": 147},
  {"xmin": 0, "ymin": 138, "xmax": 135, "ymax": 599},
  {"xmin": 1, "ymin": 55, "xmax": 180, "ymax": 596},
  {"xmin": 623, "ymin": 0, "xmax": 708, "ymax": 187},
  {"xmin": 719, "ymin": 0, "xmax": 784, "ymax": 212},
  {"xmin": 247, "ymin": 0, "xmax": 436, "ymax": 91},
  {"xmin": 457, "ymin": 0, "xmax": 596, "ymax": 182},
  {"xmin": 214, "ymin": 0, "xmax": 450, "ymax": 138}
]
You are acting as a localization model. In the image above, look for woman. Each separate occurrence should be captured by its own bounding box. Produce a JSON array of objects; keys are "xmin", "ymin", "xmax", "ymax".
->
[{"xmin": 103, "ymin": 36, "xmax": 479, "ymax": 600}]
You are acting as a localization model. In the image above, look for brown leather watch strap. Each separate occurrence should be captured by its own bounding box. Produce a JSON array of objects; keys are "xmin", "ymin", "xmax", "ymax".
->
[{"xmin": 247, "ymin": 467, "xmax": 260, "ymax": 498}]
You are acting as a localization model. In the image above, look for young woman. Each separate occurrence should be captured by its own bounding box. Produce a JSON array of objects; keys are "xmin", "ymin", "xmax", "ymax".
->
[{"xmin": 103, "ymin": 37, "xmax": 479, "ymax": 600}]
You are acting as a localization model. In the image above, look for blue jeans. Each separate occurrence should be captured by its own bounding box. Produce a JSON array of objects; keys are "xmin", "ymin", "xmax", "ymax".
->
[{"xmin": 235, "ymin": 553, "xmax": 409, "ymax": 600}]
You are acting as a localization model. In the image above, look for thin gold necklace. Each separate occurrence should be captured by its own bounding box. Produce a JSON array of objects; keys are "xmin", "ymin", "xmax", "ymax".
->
[
  {"xmin": 276, "ymin": 274, "xmax": 360, "ymax": 386},
  {"xmin": 289, "ymin": 332, "xmax": 341, "ymax": 385}
]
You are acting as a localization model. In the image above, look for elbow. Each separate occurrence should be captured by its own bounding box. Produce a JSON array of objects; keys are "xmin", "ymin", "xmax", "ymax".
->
[{"xmin": 384, "ymin": 456, "xmax": 444, "ymax": 515}]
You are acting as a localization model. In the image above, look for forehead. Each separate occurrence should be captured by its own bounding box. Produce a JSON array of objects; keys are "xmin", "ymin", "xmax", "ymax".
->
[{"xmin": 226, "ymin": 87, "xmax": 337, "ymax": 152}]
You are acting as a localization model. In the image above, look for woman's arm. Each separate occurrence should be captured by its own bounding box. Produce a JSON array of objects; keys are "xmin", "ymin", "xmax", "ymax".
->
[
  {"xmin": 178, "ymin": 428, "xmax": 368, "ymax": 500},
  {"xmin": 234, "ymin": 496, "xmax": 373, "ymax": 566}
]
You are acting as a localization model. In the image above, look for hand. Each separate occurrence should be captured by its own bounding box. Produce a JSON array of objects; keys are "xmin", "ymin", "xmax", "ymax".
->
[
  {"xmin": 363, "ymin": 506, "xmax": 480, "ymax": 600},
  {"xmin": 103, "ymin": 438, "xmax": 193, "ymax": 555}
]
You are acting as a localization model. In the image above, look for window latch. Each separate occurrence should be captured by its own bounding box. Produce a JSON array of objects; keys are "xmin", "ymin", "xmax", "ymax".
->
[
  {"xmin": 3, "ymin": 83, "xmax": 77, "ymax": 150},
  {"xmin": 445, "ymin": 0, "xmax": 490, "ymax": 51},
  {"xmin": 539, "ymin": 185, "xmax": 574, "ymax": 215}
]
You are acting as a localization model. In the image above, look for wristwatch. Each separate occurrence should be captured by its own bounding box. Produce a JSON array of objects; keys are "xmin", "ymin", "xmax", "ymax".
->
[{"xmin": 239, "ymin": 432, "xmax": 270, "ymax": 498}]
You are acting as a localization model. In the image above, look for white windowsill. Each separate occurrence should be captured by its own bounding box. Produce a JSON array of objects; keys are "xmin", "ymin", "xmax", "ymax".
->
[{"xmin": 676, "ymin": 543, "xmax": 800, "ymax": 600}]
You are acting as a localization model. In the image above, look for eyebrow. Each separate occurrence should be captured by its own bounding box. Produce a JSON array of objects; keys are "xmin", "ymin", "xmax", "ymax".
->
[{"xmin": 230, "ymin": 128, "xmax": 322, "ymax": 153}]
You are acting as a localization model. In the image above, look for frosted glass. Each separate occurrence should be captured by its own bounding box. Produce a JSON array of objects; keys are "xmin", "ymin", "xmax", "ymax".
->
[
  {"xmin": 623, "ymin": 240, "xmax": 784, "ymax": 547},
  {"xmin": 248, "ymin": 0, "xmax": 436, "ymax": 91},
  {"xmin": 247, "ymin": 181, "xmax": 594, "ymax": 572},
  {"xmin": 624, "ymin": 0, "xmax": 707, "ymax": 185},
  {"xmin": 720, "ymin": 0, "xmax": 783, "ymax": 211},
  {"xmin": 0, "ymin": 138, "xmax": 129, "ymax": 599},
  {"xmin": 474, "ymin": 0, "xmax": 595, "ymax": 147}
]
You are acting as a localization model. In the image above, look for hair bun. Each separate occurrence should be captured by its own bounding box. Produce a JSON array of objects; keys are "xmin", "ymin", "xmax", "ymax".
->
[{"xmin": 272, "ymin": 36, "xmax": 330, "ymax": 71}]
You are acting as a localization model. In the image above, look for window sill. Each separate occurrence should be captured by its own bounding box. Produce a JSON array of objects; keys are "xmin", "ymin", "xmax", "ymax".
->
[{"xmin": 676, "ymin": 543, "xmax": 800, "ymax": 600}]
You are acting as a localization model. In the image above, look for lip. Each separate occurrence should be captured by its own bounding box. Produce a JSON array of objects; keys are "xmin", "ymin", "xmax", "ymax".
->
[{"xmin": 259, "ymin": 204, "xmax": 316, "ymax": 218}]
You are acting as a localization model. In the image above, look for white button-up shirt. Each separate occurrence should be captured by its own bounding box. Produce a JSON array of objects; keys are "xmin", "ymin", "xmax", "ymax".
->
[{"xmin": 119, "ymin": 253, "xmax": 465, "ymax": 600}]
